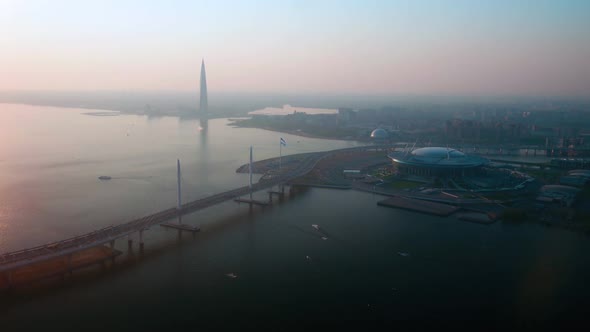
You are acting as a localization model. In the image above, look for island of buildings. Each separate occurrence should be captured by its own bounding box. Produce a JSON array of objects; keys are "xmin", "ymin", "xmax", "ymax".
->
[{"xmin": 232, "ymin": 102, "xmax": 590, "ymax": 233}]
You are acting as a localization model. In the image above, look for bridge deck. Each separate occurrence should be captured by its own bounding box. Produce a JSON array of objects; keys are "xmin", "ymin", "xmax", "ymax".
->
[
  {"xmin": 0, "ymin": 146, "xmax": 380, "ymax": 273},
  {"xmin": 0, "ymin": 246, "xmax": 121, "ymax": 289}
]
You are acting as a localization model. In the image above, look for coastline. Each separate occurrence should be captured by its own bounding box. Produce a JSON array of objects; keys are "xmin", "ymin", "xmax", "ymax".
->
[
  {"xmin": 237, "ymin": 149, "xmax": 590, "ymax": 236},
  {"xmin": 228, "ymin": 119, "xmax": 362, "ymax": 142},
  {"xmin": 0, "ymin": 101, "xmax": 237, "ymax": 120}
]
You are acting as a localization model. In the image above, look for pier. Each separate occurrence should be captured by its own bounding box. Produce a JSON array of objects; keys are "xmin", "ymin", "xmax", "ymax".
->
[
  {"xmin": 456, "ymin": 212, "xmax": 496, "ymax": 224},
  {"xmin": 160, "ymin": 222, "xmax": 201, "ymax": 235},
  {"xmin": 377, "ymin": 196, "xmax": 459, "ymax": 216},
  {"xmin": 234, "ymin": 198, "xmax": 270, "ymax": 206}
]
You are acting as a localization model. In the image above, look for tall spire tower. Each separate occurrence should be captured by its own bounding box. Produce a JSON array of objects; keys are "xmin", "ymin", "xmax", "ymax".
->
[{"xmin": 199, "ymin": 59, "xmax": 208, "ymax": 116}]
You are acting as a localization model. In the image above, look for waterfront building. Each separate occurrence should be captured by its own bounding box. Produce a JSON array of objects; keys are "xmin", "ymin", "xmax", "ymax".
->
[
  {"xmin": 388, "ymin": 147, "xmax": 488, "ymax": 177},
  {"xmin": 536, "ymin": 185, "xmax": 580, "ymax": 208},
  {"xmin": 559, "ymin": 176, "xmax": 589, "ymax": 188},
  {"xmin": 550, "ymin": 158, "xmax": 590, "ymax": 169}
]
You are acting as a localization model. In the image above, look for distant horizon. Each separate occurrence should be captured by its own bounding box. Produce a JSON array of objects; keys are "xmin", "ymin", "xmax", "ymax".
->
[
  {"xmin": 1, "ymin": 88, "xmax": 589, "ymax": 101},
  {"xmin": 1, "ymin": 1, "xmax": 589, "ymax": 97}
]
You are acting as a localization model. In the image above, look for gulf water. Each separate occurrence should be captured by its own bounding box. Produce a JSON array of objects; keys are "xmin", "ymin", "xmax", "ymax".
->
[{"xmin": 1, "ymin": 104, "xmax": 589, "ymax": 328}]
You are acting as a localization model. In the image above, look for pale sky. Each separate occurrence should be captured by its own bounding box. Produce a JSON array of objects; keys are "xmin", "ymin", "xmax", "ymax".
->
[{"xmin": 1, "ymin": 0, "xmax": 589, "ymax": 96}]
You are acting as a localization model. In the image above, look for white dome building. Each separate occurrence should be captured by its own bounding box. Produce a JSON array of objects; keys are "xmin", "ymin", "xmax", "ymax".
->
[
  {"xmin": 388, "ymin": 147, "xmax": 488, "ymax": 177},
  {"xmin": 370, "ymin": 128, "xmax": 389, "ymax": 139}
]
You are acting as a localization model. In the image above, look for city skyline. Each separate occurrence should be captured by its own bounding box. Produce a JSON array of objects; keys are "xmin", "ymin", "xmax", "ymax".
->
[
  {"xmin": 0, "ymin": 0, "xmax": 589, "ymax": 97},
  {"xmin": 2, "ymin": 2, "xmax": 590, "ymax": 326}
]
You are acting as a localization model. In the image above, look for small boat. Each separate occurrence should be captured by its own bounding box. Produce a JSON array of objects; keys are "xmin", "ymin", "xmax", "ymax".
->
[
  {"xmin": 98, "ymin": 176, "xmax": 112, "ymax": 180},
  {"xmin": 397, "ymin": 252, "xmax": 410, "ymax": 257},
  {"xmin": 225, "ymin": 273, "xmax": 237, "ymax": 279},
  {"xmin": 321, "ymin": 236, "xmax": 328, "ymax": 241},
  {"xmin": 311, "ymin": 224, "xmax": 320, "ymax": 230}
]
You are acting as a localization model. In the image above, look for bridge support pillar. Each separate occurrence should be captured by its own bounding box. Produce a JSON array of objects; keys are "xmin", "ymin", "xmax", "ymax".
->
[
  {"xmin": 2, "ymin": 271, "xmax": 11, "ymax": 288},
  {"xmin": 139, "ymin": 230, "xmax": 145, "ymax": 252},
  {"xmin": 127, "ymin": 235, "xmax": 133, "ymax": 252},
  {"xmin": 109, "ymin": 240, "xmax": 115, "ymax": 249},
  {"xmin": 268, "ymin": 192, "xmax": 272, "ymax": 203},
  {"xmin": 67, "ymin": 254, "xmax": 73, "ymax": 276}
]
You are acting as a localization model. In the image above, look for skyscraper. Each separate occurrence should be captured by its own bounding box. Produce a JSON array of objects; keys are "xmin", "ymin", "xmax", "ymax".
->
[{"xmin": 199, "ymin": 59, "xmax": 208, "ymax": 116}]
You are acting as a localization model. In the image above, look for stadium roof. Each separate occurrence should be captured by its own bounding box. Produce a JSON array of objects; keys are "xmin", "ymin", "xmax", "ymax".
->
[{"xmin": 388, "ymin": 147, "xmax": 488, "ymax": 168}]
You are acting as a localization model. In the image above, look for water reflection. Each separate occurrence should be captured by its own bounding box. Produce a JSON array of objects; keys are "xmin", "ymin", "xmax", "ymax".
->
[
  {"xmin": 199, "ymin": 117, "xmax": 208, "ymax": 147},
  {"xmin": 195, "ymin": 117, "xmax": 210, "ymax": 193},
  {"xmin": 0, "ymin": 103, "xmax": 363, "ymax": 252}
]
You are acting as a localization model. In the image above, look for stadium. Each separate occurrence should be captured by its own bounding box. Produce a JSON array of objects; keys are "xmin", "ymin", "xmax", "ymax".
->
[{"xmin": 387, "ymin": 147, "xmax": 489, "ymax": 177}]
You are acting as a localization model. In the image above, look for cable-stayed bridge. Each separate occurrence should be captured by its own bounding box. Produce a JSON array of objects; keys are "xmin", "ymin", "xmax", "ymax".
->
[{"xmin": 0, "ymin": 146, "xmax": 380, "ymax": 285}]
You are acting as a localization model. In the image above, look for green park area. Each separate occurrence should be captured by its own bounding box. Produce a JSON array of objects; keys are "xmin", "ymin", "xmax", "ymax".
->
[{"xmin": 379, "ymin": 180, "xmax": 423, "ymax": 190}]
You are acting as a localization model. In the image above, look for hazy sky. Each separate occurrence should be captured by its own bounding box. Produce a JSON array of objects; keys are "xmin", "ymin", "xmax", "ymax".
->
[{"xmin": 1, "ymin": 0, "xmax": 589, "ymax": 96}]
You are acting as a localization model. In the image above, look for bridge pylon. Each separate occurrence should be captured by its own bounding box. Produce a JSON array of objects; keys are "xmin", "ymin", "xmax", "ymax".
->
[{"xmin": 161, "ymin": 159, "xmax": 200, "ymax": 235}]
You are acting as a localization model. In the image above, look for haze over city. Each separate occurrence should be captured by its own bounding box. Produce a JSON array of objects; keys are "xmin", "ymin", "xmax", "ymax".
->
[
  {"xmin": 1, "ymin": 0, "xmax": 589, "ymax": 96},
  {"xmin": 2, "ymin": 1, "xmax": 590, "ymax": 329}
]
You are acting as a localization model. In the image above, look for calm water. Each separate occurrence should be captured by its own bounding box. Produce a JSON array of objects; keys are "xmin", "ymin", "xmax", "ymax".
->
[
  {"xmin": 0, "ymin": 103, "xmax": 359, "ymax": 252},
  {"xmin": 1, "ymin": 103, "xmax": 590, "ymax": 328}
]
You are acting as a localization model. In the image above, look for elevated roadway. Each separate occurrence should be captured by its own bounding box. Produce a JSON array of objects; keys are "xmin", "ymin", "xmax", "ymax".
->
[{"xmin": 0, "ymin": 146, "xmax": 381, "ymax": 275}]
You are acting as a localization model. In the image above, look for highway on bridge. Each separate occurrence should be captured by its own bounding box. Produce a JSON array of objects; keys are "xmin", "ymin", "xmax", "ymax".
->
[{"xmin": 0, "ymin": 146, "xmax": 379, "ymax": 274}]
